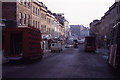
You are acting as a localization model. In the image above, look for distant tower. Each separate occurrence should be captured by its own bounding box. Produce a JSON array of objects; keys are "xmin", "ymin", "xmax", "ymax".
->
[{"xmin": 115, "ymin": 0, "xmax": 120, "ymax": 2}]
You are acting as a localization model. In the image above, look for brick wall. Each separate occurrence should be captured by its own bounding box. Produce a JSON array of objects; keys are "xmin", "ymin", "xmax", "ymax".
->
[
  {"xmin": 90, "ymin": 2, "xmax": 120, "ymax": 48},
  {"xmin": 16, "ymin": 2, "xmax": 32, "ymax": 26},
  {"xmin": 2, "ymin": 2, "xmax": 16, "ymax": 20},
  {"xmin": 99, "ymin": 2, "xmax": 120, "ymax": 37}
]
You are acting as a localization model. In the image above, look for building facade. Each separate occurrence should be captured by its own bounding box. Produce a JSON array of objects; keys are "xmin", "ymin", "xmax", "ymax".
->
[
  {"xmin": 2, "ymin": 0, "xmax": 69, "ymax": 50},
  {"xmin": 64, "ymin": 19, "xmax": 69, "ymax": 39},
  {"xmin": 90, "ymin": 1, "xmax": 120, "ymax": 48},
  {"xmin": 70, "ymin": 25, "xmax": 89, "ymax": 39},
  {"xmin": 2, "ymin": 0, "xmax": 69, "ymax": 39}
]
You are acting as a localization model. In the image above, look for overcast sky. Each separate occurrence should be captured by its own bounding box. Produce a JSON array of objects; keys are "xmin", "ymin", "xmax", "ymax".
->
[{"xmin": 40, "ymin": 0, "xmax": 115, "ymax": 27}]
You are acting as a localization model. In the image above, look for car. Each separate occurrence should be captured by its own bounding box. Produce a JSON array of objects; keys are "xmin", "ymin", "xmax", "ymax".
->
[
  {"xmin": 50, "ymin": 42, "xmax": 62, "ymax": 52},
  {"xmin": 78, "ymin": 39, "xmax": 85, "ymax": 44},
  {"xmin": 73, "ymin": 43, "xmax": 78, "ymax": 48},
  {"xmin": 65, "ymin": 44, "xmax": 73, "ymax": 48}
]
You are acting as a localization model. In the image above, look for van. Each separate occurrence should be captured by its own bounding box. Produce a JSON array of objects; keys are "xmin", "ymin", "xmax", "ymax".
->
[
  {"xmin": 51, "ymin": 42, "xmax": 62, "ymax": 52},
  {"xmin": 85, "ymin": 36, "xmax": 96, "ymax": 52}
]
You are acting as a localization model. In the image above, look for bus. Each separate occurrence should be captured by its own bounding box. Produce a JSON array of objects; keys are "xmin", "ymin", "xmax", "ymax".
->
[
  {"xmin": 4, "ymin": 27, "xmax": 44, "ymax": 61},
  {"xmin": 108, "ymin": 22, "xmax": 120, "ymax": 70},
  {"xmin": 85, "ymin": 36, "xmax": 96, "ymax": 52}
]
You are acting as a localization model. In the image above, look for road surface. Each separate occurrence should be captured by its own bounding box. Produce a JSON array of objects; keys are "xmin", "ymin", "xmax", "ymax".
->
[{"xmin": 2, "ymin": 44, "xmax": 119, "ymax": 78}]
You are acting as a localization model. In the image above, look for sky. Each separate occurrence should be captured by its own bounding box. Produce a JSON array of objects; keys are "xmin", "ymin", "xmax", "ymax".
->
[{"xmin": 40, "ymin": 0, "xmax": 115, "ymax": 27}]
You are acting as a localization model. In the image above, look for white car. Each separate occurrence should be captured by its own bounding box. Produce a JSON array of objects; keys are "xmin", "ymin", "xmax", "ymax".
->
[
  {"xmin": 65, "ymin": 44, "xmax": 73, "ymax": 48},
  {"xmin": 51, "ymin": 42, "xmax": 62, "ymax": 52},
  {"xmin": 78, "ymin": 39, "xmax": 85, "ymax": 44}
]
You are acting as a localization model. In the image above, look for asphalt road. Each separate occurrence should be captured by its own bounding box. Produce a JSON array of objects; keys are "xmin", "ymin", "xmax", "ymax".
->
[{"xmin": 2, "ymin": 44, "xmax": 120, "ymax": 78}]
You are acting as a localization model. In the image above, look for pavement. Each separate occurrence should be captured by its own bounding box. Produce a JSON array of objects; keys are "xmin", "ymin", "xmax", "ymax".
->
[
  {"xmin": 96, "ymin": 48, "xmax": 109, "ymax": 56},
  {"xmin": 0, "ymin": 50, "xmax": 9, "ymax": 64},
  {"xmin": 3, "ymin": 45, "xmax": 118, "ymax": 78},
  {"xmin": 0, "ymin": 49, "xmax": 52, "ymax": 64}
]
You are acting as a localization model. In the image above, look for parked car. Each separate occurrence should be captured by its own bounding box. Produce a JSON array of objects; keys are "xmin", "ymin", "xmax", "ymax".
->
[
  {"xmin": 65, "ymin": 43, "xmax": 73, "ymax": 48},
  {"xmin": 78, "ymin": 38, "xmax": 85, "ymax": 44},
  {"xmin": 73, "ymin": 40, "xmax": 79, "ymax": 48},
  {"xmin": 73, "ymin": 43, "xmax": 78, "ymax": 48},
  {"xmin": 51, "ymin": 42, "xmax": 62, "ymax": 52}
]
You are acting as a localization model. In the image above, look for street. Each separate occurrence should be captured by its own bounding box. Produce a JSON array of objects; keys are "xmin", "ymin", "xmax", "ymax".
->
[{"xmin": 2, "ymin": 44, "xmax": 119, "ymax": 78}]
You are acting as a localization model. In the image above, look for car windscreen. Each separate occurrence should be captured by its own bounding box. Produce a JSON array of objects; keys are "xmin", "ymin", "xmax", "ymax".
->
[
  {"xmin": 52, "ymin": 43, "xmax": 59, "ymax": 46},
  {"xmin": 52, "ymin": 44, "xmax": 55, "ymax": 46}
]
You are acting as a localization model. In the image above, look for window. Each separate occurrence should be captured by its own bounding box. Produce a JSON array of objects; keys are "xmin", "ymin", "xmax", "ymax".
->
[
  {"xmin": 33, "ymin": 20, "xmax": 35, "ymax": 27},
  {"xmin": 55, "ymin": 27, "xmax": 57, "ymax": 31},
  {"xmin": 36, "ymin": 8, "xmax": 37, "ymax": 16},
  {"xmin": 49, "ymin": 19, "xmax": 50, "ymax": 24},
  {"xmin": 38, "ymin": 9, "xmax": 39, "ymax": 16},
  {"xmin": 33, "ymin": 7, "xmax": 35, "ymax": 15},
  {"xmin": 119, "ymin": 5, "xmax": 120, "ymax": 13},
  {"xmin": 36, "ymin": 21, "xmax": 37, "ymax": 28},
  {"xmin": 28, "ymin": 0, "xmax": 30, "ymax": 7},
  {"xmin": 19, "ymin": 13, "xmax": 22, "ymax": 25},
  {"xmin": 20, "ymin": 0, "xmax": 22, "ymax": 3},
  {"xmin": 45, "ymin": 15, "xmax": 46, "ymax": 20},
  {"xmin": 41, "ymin": 13, "xmax": 43, "ymax": 19},
  {"xmin": 52, "ymin": 20, "xmax": 54, "ymax": 25},
  {"xmin": 28, "ymin": 15, "xmax": 30, "ymax": 25},
  {"xmin": 24, "ymin": 14, "xmax": 26, "ymax": 25},
  {"xmin": 38, "ymin": 22, "xmax": 39, "ymax": 29},
  {"xmin": 41, "ymin": 13, "xmax": 46, "ymax": 20},
  {"xmin": 41, "ymin": 25, "xmax": 46, "ymax": 33},
  {"xmin": 41, "ymin": 25, "xmax": 44, "ymax": 33},
  {"xmin": 24, "ymin": 0, "xmax": 27, "ymax": 6}
]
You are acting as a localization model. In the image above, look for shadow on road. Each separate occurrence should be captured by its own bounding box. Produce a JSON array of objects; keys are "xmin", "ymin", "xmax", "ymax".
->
[{"xmin": 3, "ymin": 58, "xmax": 42, "ymax": 66}]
